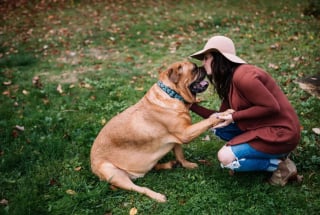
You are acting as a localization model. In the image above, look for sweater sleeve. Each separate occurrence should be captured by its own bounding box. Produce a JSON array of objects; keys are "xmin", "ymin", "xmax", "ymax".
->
[
  {"xmin": 190, "ymin": 103, "xmax": 216, "ymax": 119},
  {"xmin": 232, "ymin": 67, "xmax": 281, "ymax": 122}
]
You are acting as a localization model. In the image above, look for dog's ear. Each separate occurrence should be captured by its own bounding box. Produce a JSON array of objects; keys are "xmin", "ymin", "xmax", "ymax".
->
[{"xmin": 168, "ymin": 65, "xmax": 182, "ymax": 84}]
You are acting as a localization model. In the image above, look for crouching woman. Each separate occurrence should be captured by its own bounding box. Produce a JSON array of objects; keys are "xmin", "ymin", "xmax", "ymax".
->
[{"xmin": 189, "ymin": 35, "xmax": 301, "ymax": 185}]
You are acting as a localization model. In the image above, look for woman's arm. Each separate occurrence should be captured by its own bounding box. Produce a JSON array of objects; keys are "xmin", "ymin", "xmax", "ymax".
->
[{"xmin": 190, "ymin": 103, "xmax": 216, "ymax": 118}]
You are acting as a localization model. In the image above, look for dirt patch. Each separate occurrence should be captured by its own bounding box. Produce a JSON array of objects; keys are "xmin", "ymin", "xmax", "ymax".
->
[{"xmin": 40, "ymin": 47, "xmax": 115, "ymax": 83}]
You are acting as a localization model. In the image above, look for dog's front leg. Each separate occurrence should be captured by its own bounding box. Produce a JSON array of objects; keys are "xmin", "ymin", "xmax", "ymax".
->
[
  {"xmin": 178, "ymin": 109, "xmax": 234, "ymax": 143},
  {"xmin": 154, "ymin": 145, "xmax": 198, "ymax": 170},
  {"xmin": 173, "ymin": 144, "xmax": 198, "ymax": 169}
]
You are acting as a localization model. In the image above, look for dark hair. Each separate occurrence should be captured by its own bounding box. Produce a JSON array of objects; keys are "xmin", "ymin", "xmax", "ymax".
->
[{"xmin": 207, "ymin": 52, "xmax": 241, "ymax": 100}]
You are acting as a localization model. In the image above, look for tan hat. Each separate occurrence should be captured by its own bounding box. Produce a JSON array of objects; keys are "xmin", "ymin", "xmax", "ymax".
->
[{"xmin": 190, "ymin": 35, "xmax": 246, "ymax": 64}]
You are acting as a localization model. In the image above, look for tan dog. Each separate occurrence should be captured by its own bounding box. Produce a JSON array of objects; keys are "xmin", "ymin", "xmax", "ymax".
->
[{"xmin": 90, "ymin": 61, "xmax": 232, "ymax": 202}]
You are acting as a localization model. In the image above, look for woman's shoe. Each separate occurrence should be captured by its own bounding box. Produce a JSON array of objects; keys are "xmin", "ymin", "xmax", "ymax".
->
[{"xmin": 268, "ymin": 158, "xmax": 298, "ymax": 186}]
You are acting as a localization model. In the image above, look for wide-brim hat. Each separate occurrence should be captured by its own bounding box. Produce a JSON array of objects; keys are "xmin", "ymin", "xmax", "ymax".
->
[{"xmin": 190, "ymin": 35, "xmax": 246, "ymax": 64}]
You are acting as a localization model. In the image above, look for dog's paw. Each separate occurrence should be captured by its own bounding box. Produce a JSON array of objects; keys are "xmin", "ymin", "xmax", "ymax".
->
[
  {"xmin": 154, "ymin": 193, "xmax": 167, "ymax": 203},
  {"xmin": 147, "ymin": 191, "xmax": 167, "ymax": 203},
  {"xmin": 181, "ymin": 161, "xmax": 198, "ymax": 169}
]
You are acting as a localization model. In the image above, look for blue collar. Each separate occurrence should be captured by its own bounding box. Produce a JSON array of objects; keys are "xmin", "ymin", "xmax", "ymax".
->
[{"xmin": 157, "ymin": 81, "xmax": 185, "ymax": 103}]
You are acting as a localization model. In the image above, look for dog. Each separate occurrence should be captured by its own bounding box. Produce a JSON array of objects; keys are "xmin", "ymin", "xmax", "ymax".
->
[{"xmin": 90, "ymin": 61, "xmax": 232, "ymax": 202}]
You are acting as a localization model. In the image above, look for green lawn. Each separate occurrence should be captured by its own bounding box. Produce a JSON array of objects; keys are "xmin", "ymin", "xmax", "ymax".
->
[{"xmin": 0, "ymin": 0, "xmax": 319, "ymax": 214}]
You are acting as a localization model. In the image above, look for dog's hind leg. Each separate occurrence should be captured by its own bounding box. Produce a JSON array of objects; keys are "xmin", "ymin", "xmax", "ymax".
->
[
  {"xmin": 154, "ymin": 160, "xmax": 178, "ymax": 170},
  {"xmin": 98, "ymin": 162, "xmax": 167, "ymax": 202}
]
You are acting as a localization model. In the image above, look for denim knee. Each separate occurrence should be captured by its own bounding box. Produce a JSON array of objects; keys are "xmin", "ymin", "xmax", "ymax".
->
[{"xmin": 213, "ymin": 123, "xmax": 244, "ymax": 141}]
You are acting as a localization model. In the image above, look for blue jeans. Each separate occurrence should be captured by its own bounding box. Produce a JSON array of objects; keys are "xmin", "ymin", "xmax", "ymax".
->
[{"xmin": 214, "ymin": 123, "xmax": 287, "ymax": 172}]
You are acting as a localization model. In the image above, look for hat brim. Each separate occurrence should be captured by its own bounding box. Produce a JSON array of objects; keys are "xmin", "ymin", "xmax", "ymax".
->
[{"xmin": 190, "ymin": 48, "xmax": 246, "ymax": 64}]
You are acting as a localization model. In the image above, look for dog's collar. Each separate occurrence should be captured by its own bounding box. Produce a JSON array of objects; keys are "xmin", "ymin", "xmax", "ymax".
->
[{"xmin": 157, "ymin": 81, "xmax": 185, "ymax": 103}]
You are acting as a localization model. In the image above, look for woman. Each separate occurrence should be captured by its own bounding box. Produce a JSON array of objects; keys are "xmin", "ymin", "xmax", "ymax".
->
[{"xmin": 189, "ymin": 35, "xmax": 301, "ymax": 185}]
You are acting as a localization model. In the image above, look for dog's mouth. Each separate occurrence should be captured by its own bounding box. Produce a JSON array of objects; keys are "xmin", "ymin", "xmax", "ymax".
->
[{"xmin": 189, "ymin": 66, "xmax": 209, "ymax": 95}]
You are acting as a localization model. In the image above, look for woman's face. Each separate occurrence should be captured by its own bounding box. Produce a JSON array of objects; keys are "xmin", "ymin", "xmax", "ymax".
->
[{"xmin": 202, "ymin": 53, "xmax": 213, "ymax": 75}]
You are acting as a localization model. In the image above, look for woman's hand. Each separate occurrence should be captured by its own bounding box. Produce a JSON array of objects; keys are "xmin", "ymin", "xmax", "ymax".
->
[{"xmin": 210, "ymin": 109, "xmax": 235, "ymax": 128}]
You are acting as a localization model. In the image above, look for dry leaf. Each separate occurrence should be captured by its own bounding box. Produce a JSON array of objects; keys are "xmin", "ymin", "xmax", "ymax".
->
[
  {"xmin": 49, "ymin": 178, "xmax": 58, "ymax": 186},
  {"xmin": 15, "ymin": 125, "xmax": 25, "ymax": 131},
  {"xmin": 202, "ymin": 135, "xmax": 210, "ymax": 141},
  {"xmin": 0, "ymin": 199, "xmax": 8, "ymax": 206},
  {"xmin": 270, "ymin": 42, "xmax": 281, "ymax": 50},
  {"xmin": 22, "ymin": 90, "xmax": 29, "ymax": 95},
  {"xmin": 74, "ymin": 166, "xmax": 82, "ymax": 171},
  {"xmin": 12, "ymin": 130, "xmax": 19, "ymax": 138},
  {"xmin": 79, "ymin": 82, "xmax": 92, "ymax": 89},
  {"xmin": 66, "ymin": 189, "xmax": 76, "ymax": 195},
  {"xmin": 101, "ymin": 118, "xmax": 107, "ymax": 125},
  {"xmin": 312, "ymin": 128, "xmax": 320, "ymax": 135},
  {"xmin": 2, "ymin": 90, "xmax": 10, "ymax": 96},
  {"xmin": 42, "ymin": 98, "xmax": 50, "ymax": 105},
  {"xmin": 135, "ymin": 87, "xmax": 144, "ymax": 91},
  {"xmin": 129, "ymin": 207, "xmax": 138, "ymax": 215},
  {"xmin": 3, "ymin": 81, "xmax": 12, "ymax": 86},
  {"xmin": 57, "ymin": 84, "xmax": 63, "ymax": 94},
  {"xmin": 32, "ymin": 76, "xmax": 43, "ymax": 88},
  {"xmin": 268, "ymin": 63, "xmax": 279, "ymax": 70}
]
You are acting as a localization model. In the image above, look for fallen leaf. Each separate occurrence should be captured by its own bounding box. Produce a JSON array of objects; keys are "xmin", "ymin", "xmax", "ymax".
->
[
  {"xmin": 22, "ymin": 90, "xmax": 29, "ymax": 95},
  {"xmin": 57, "ymin": 84, "xmax": 63, "ymax": 94},
  {"xmin": 32, "ymin": 76, "xmax": 43, "ymax": 88},
  {"xmin": 3, "ymin": 81, "xmax": 12, "ymax": 86},
  {"xmin": 49, "ymin": 178, "xmax": 58, "ymax": 186},
  {"xmin": 66, "ymin": 189, "xmax": 76, "ymax": 195},
  {"xmin": 74, "ymin": 166, "xmax": 82, "ymax": 171},
  {"xmin": 79, "ymin": 82, "xmax": 92, "ymax": 89},
  {"xmin": 42, "ymin": 98, "xmax": 50, "ymax": 105},
  {"xmin": 15, "ymin": 125, "xmax": 25, "ymax": 131},
  {"xmin": 202, "ymin": 135, "xmax": 210, "ymax": 141},
  {"xmin": 270, "ymin": 42, "xmax": 281, "ymax": 50},
  {"xmin": 268, "ymin": 63, "xmax": 279, "ymax": 70},
  {"xmin": 312, "ymin": 128, "xmax": 320, "ymax": 135},
  {"xmin": 135, "ymin": 87, "xmax": 144, "ymax": 91},
  {"xmin": 12, "ymin": 130, "xmax": 19, "ymax": 138},
  {"xmin": 2, "ymin": 90, "xmax": 10, "ymax": 96},
  {"xmin": 101, "ymin": 118, "xmax": 107, "ymax": 125},
  {"xmin": 129, "ymin": 207, "xmax": 138, "ymax": 215},
  {"xmin": 0, "ymin": 199, "xmax": 8, "ymax": 206}
]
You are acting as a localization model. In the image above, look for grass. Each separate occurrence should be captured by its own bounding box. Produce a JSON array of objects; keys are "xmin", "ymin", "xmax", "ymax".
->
[{"xmin": 0, "ymin": 0, "xmax": 319, "ymax": 214}]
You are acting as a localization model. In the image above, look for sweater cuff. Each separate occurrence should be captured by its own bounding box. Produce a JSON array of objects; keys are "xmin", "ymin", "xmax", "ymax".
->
[{"xmin": 190, "ymin": 103, "xmax": 216, "ymax": 119}]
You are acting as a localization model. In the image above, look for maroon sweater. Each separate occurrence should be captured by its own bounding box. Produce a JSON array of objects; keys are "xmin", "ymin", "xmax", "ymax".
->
[{"xmin": 191, "ymin": 64, "xmax": 300, "ymax": 154}]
